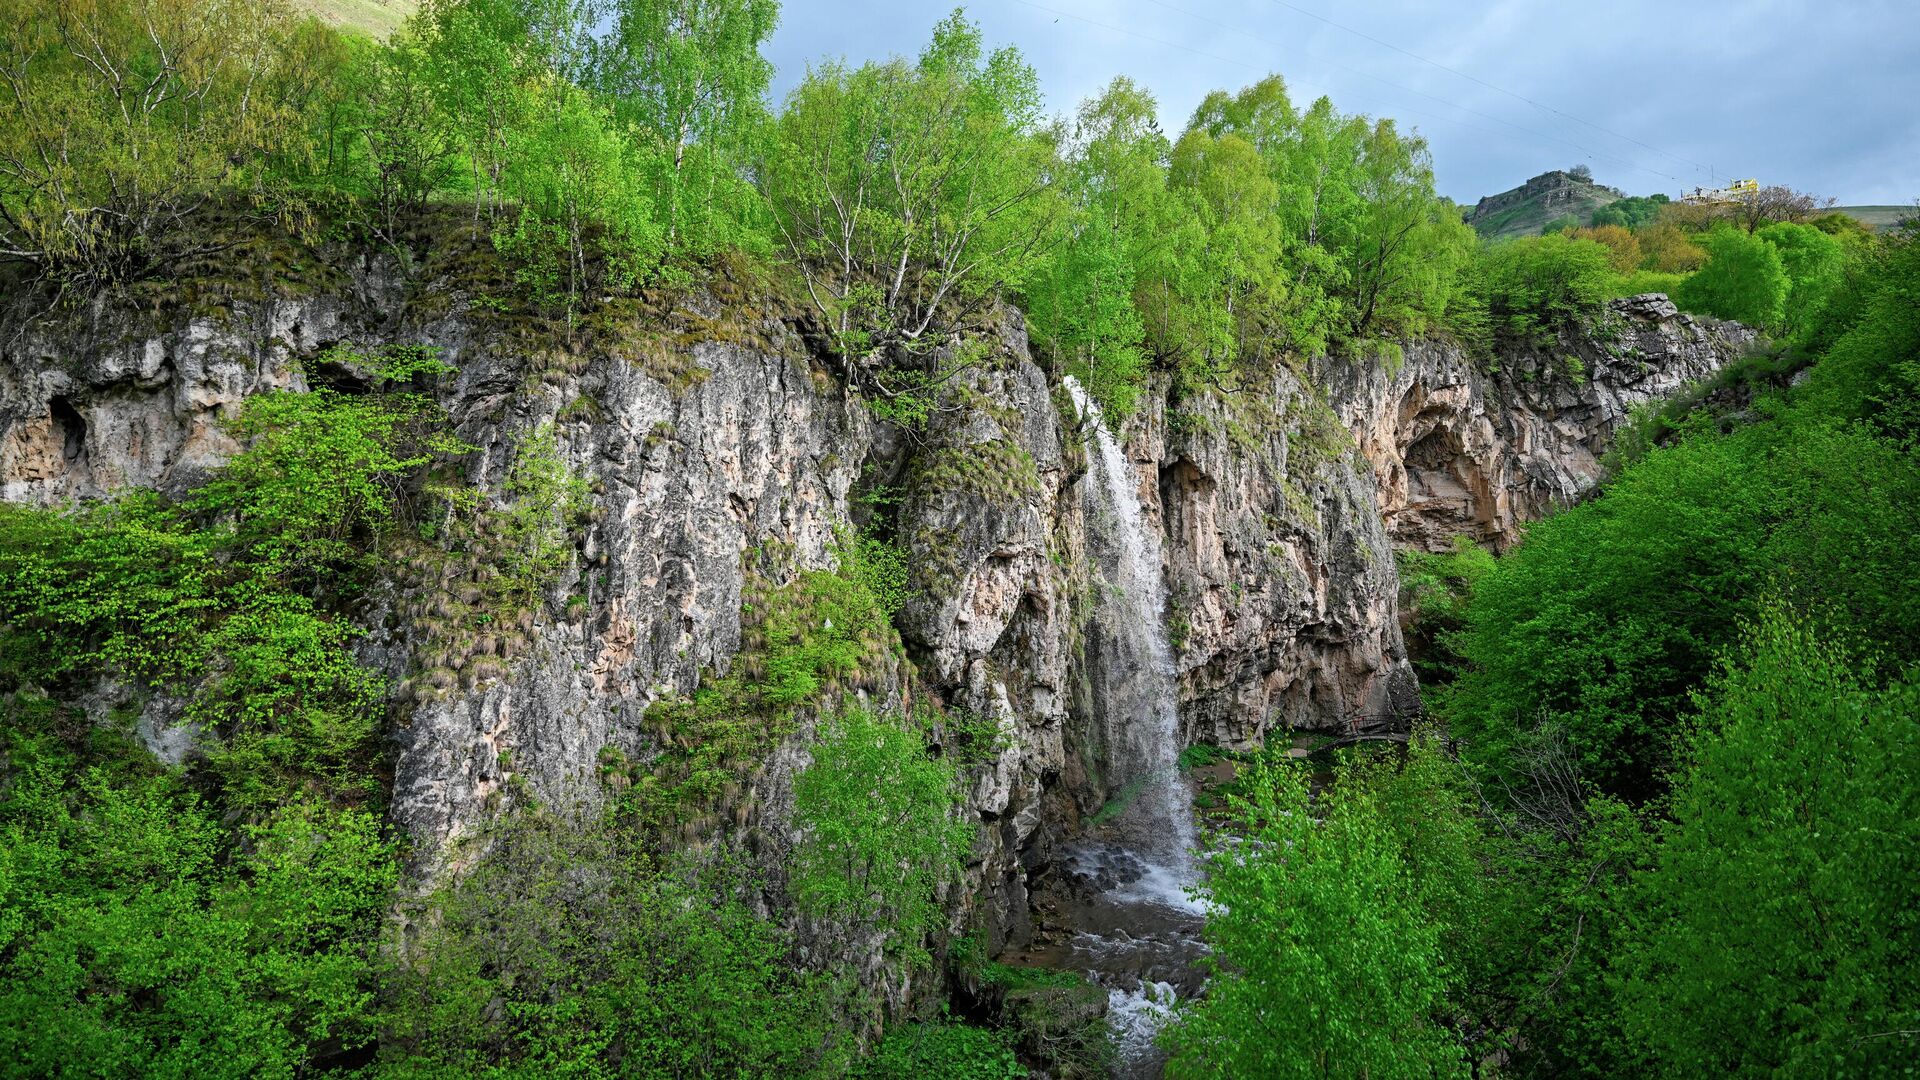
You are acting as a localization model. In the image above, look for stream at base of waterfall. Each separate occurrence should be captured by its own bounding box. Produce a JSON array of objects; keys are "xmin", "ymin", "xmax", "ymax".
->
[{"xmin": 1001, "ymin": 379, "xmax": 1210, "ymax": 1078}]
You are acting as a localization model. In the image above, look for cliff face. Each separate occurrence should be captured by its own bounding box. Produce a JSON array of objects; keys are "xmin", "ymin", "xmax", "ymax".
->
[
  {"xmin": 1333, "ymin": 295, "xmax": 1756, "ymax": 553},
  {"xmin": 0, "ymin": 276, "xmax": 1748, "ymax": 961}
]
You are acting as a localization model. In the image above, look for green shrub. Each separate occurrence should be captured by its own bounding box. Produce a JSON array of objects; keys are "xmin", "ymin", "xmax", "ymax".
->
[
  {"xmin": 1588, "ymin": 193, "xmax": 1669, "ymax": 231},
  {"xmin": 0, "ymin": 345, "xmax": 590, "ymax": 811},
  {"xmin": 1617, "ymin": 611, "xmax": 1920, "ymax": 1075},
  {"xmin": 1756, "ymin": 220, "xmax": 1847, "ymax": 341},
  {"xmin": 862, "ymin": 1020, "xmax": 1023, "ymax": 1079},
  {"xmin": 1673, "ymin": 226, "xmax": 1789, "ymax": 329},
  {"xmin": 1396, "ymin": 537, "xmax": 1495, "ymax": 686},
  {"xmin": 1448, "ymin": 413, "xmax": 1920, "ymax": 799},
  {"xmin": 1794, "ymin": 228, "xmax": 1920, "ymax": 440},
  {"xmin": 1166, "ymin": 756, "xmax": 1465, "ymax": 1078},
  {"xmin": 384, "ymin": 812, "xmax": 848, "ymax": 1077},
  {"xmin": 0, "ymin": 717, "xmax": 397, "ymax": 1078},
  {"xmin": 1608, "ymin": 269, "xmax": 1689, "ymax": 298},
  {"xmin": 1474, "ymin": 233, "xmax": 1618, "ymax": 341},
  {"xmin": 791, "ymin": 709, "xmax": 969, "ymax": 968}
]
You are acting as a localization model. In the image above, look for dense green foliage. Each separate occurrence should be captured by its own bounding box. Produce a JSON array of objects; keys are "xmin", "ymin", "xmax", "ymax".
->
[
  {"xmin": 1167, "ymin": 753, "xmax": 1464, "ymax": 1078},
  {"xmin": 791, "ymin": 709, "xmax": 968, "ymax": 968},
  {"xmin": 862, "ymin": 1019, "xmax": 1023, "ymax": 1079},
  {"xmin": 1616, "ymin": 613, "xmax": 1920, "ymax": 1075},
  {"xmin": 1, "ymin": 708, "xmax": 396, "ymax": 1078},
  {"xmin": 1473, "ymin": 232, "xmax": 1618, "ymax": 342},
  {"xmin": 762, "ymin": 11, "xmax": 1058, "ymax": 378},
  {"xmin": 592, "ymin": 0, "xmax": 778, "ymax": 261},
  {"xmin": 1026, "ymin": 74, "xmax": 1477, "ymax": 414},
  {"xmin": 0, "ymin": 0, "xmax": 328, "ymax": 288},
  {"xmin": 1396, "ymin": 536, "xmax": 1495, "ymax": 684},
  {"xmin": 1673, "ymin": 226, "xmax": 1790, "ymax": 329},
  {"xmin": 1446, "ymin": 351, "xmax": 1920, "ymax": 800},
  {"xmin": 1588, "ymin": 193, "xmax": 1669, "ymax": 230},
  {"xmin": 384, "ymin": 815, "xmax": 852, "ymax": 1077}
]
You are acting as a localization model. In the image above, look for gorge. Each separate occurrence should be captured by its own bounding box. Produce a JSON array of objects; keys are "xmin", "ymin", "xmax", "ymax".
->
[
  {"xmin": 5, "ymin": 0, "xmax": 1914, "ymax": 1073},
  {"xmin": 0, "ymin": 257, "xmax": 1752, "ymax": 1067}
]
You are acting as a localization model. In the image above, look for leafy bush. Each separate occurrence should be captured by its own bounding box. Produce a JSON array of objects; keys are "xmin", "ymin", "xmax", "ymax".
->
[
  {"xmin": 1635, "ymin": 220, "xmax": 1707, "ymax": 272},
  {"xmin": 1396, "ymin": 537, "xmax": 1495, "ymax": 685},
  {"xmin": 862, "ymin": 1020, "xmax": 1023, "ymax": 1079},
  {"xmin": 1588, "ymin": 193, "xmax": 1668, "ymax": 231},
  {"xmin": 1673, "ymin": 226, "xmax": 1789, "ymax": 329},
  {"xmin": 384, "ymin": 812, "xmax": 848, "ymax": 1077},
  {"xmin": 791, "ymin": 708, "xmax": 968, "ymax": 967},
  {"xmin": 1608, "ymin": 269, "xmax": 1689, "ymax": 298},
  {"xmin": 1447, "ymin": 415, "xmax": 1920, "ymax": 798},
  {"xmin": 0, "ymin": 710, "xmax": 396, "ymax": 1078},
  {"xmin": 1473, "ymin": 233, "xmax": 1618, "ymax": 341},
  {"xmin": 1166, "ymin": 756, "xmax": 1465, "ymax": 1078},
  {"xmin": 1756, "ymin": 220, "xmax": 1848, "ymax": 342},
  {"xmin": 192, "ymin": 346, "xmax": 464, "ymax": 587},
  {"xmin": 1566, "ymin": 224, "xmax": 1641, "ymax": 272},
  {"xmin": 0, "ymin": 345, "xmax": 589, "ymax": 812},
  {"xmin": 1616, "ymin": 612, "xmax": 1920, "ymax": 1075},
  {"xmin": 1796, "ymin": 228, "xmax": 1920, "ymax": 440}
]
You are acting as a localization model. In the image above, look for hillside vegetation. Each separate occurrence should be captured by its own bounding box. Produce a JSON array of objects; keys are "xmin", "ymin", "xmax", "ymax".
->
[
  {"xmin": 0, "ymin": 0, "xmax": 1914, "ymax": 1076},
  {"xmin": 294, "ymin": 0, "xmax": 416, "ymax": 37},
  {"xmin": 1827, "ymin": 204, "xmax": 1915, "ymax": 231},
  {"xmin": 1466, "ymin": 167, "xmax": 1624, "ymax": 238}
]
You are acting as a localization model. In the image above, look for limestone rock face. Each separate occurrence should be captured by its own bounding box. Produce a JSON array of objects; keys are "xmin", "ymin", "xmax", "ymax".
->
[
  {"xmin": 1331, "ymin": 295, "xmax": 1754, "ymax": 552},
  {"xmin": 0, "ymin": 275, "xmax": 1742, "ymax": 971},
  {"xmin": 1096, "ymin": 371, "xmax": 1419, "ymax": 750},
  {"xmin": 392, "ymin": 332, "xmax": 874, "ymax": 869},
  {"xmin": 0, "ymin": 302, "xmax": 347, "ymax": 502}
]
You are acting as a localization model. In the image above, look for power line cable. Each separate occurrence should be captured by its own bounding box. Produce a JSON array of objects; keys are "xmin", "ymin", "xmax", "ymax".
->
[{"xmin": 1260, "ymin": 0, "xmax": 1720, "ymax": 180}]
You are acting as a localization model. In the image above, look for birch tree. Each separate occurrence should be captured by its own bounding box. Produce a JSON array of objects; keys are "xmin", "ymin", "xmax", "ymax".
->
[{"xmin": 760, "ymin": 10, "xmax": 1060, "ymax": 397}]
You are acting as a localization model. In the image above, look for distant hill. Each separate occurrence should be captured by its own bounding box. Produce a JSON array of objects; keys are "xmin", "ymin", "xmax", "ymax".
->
[
  {"xmin": 1467, "ymin": 170, "xmax": 1624, "ymax": 240},
  {"xmin": 1826, "ymin": 205, "xmax": 1913, "ymax": 232},
  {"xmin": 294, "ymin": 0, "xmax": 415, "ymax": 38}
]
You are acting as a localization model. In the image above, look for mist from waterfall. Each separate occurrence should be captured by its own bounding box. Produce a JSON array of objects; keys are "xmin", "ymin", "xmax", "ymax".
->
[{"xmin": 1064, "ymin": 376, "xmax": 1198, "ymax": 902}]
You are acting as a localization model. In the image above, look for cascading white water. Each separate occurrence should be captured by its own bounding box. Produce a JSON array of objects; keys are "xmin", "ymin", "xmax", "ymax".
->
[
  {"xmin": 1063, "ymin": 377, "xmax": 1206, "ymax": 1076},
  {"xmin": 1065, "ymin": 376, "xmax": 1198, "ymax": 886}
]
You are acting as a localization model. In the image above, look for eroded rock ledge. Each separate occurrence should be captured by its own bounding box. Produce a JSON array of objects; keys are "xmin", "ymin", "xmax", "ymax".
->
[
  {"xmin": 0, "ymin": 279, "xmax": 1745, "ymax": 968},
  {"xmin": 1333, "ymin": 294, "xmax": 1755, "ymax": 552}
]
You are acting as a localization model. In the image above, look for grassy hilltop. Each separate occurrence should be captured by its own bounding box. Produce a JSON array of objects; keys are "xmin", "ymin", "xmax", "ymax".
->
[
  {"xmin": 1467, "ymin": 168, "xmax": 1624, "ymax": 239},
  {"xmin": 294, "ymin": 0, "xmax": 415, "ymax": 37}
]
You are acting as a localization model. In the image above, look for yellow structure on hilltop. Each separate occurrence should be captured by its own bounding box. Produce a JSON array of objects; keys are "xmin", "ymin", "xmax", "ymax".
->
[{"xmin": 1682, "ymin": 178, "xmax": 1760, "ymax": 204}]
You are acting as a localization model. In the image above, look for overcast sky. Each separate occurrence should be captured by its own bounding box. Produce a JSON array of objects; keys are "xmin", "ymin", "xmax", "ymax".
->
[{"xmin": 763, "ymin": 0, "xmax": 1920, "ymax": 206}]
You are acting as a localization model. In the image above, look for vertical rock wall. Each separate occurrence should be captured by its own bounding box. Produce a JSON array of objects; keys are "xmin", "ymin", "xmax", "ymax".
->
[
  {"xmin": 1332, "ymin": 294, "xmax": 1755, "ymax": 552},
  {"xmin": 0, "ymin": 280, "xmax": 1747, "ymax": 968}
]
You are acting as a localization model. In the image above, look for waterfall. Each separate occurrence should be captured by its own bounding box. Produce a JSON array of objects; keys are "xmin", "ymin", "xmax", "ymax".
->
[
  {"xmin": 1064, "ymin": 376, "xmax": 1198, "ymax": 902},
  {"xmin": 982, "ymin": 379, "xmax": 1209, "ymax": 1078}
]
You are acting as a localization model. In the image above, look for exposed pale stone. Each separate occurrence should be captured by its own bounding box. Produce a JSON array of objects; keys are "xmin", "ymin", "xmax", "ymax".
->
[
  {"xmin": 1332, "ymin": 296, "xmax": 1754, "ymax": 552},
  {"xmin": 0, "ymin": 275, "xmax": 1746, "ymax": 980}
]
